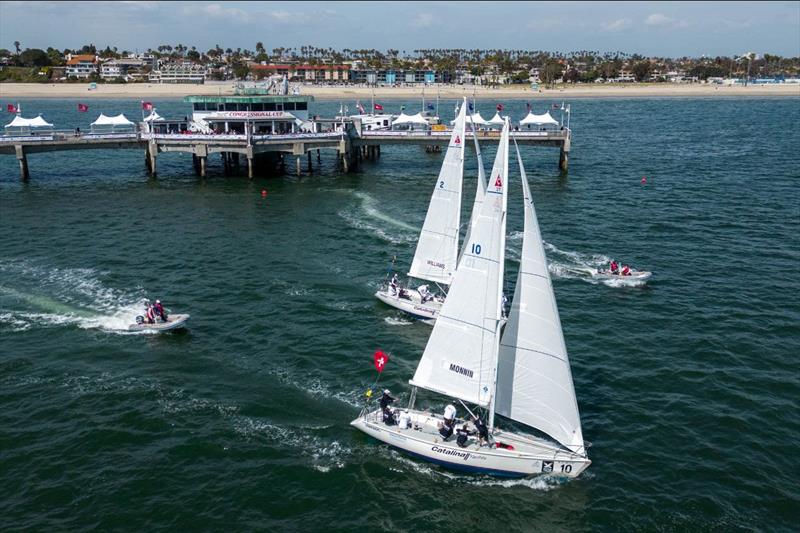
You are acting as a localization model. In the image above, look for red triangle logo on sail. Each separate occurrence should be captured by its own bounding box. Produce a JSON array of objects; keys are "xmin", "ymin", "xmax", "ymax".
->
[
  {"xmin": 454, "ymin": 135, "xmax": 461, "ymax": 145},
  {"xmin": 494, "ymin": 174, "xmax": 503, "ymax": 188}
]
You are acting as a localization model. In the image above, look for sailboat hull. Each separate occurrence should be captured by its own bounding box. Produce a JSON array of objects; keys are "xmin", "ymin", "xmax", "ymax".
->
[
  {"xmin": 351, "ymin": 408, "xmax": 590, "ymax": 478},
  {"xmin": 375, "ymin": 288, "xmax": 443, "ymax": 322}
]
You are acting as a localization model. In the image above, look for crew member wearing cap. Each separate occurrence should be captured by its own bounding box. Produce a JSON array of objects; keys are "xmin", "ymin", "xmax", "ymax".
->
[
  {"xmin": 153, "ymin": 299, "xmax": 167, "ymax": 321},
  {"xmin": 398, "ymin": 409, "xmax": 411, "ymax": 429},
  {"xmin": 439, "ymin": 404, "xmax": 457, "ymax": 440},
  {"xmin": 472, "ymin": 415, "xmax": 490, "ymax": 447},
  {"xmin": 379, "ymin": 389, "xmax": 396, "ymax": 425}
]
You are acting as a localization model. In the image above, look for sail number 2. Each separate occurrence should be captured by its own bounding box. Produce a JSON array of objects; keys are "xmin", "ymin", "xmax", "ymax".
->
[{"xmin": 471, "ymin": 244, "xmax": 482, "ymax": 255}]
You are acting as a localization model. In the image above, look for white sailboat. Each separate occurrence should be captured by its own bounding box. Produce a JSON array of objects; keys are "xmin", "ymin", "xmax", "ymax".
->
[
  {"xmin": 375, "ymin": 97, "xmax": 487, "ymax": 322},
  {"xmin": 353, "ymin": 120, "xmax": 591, "ymax": 478}
]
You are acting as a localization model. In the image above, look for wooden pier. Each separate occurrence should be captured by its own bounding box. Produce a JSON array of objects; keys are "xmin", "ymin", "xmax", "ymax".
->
[{"xmin": 0, "ymin": 122, "xmax": 571, "ymax": 180}]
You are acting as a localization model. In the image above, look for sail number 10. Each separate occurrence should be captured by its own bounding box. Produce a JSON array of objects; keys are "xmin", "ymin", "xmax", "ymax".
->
[{"xmin": 471, "ymin": 244, "xmax": 482, "ymax": 255}]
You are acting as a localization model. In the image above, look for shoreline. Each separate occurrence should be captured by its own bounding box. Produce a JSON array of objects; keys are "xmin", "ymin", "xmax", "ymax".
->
[{"xmin": 1, "ymin": 82, "xmax": 798, "ymax": 100}]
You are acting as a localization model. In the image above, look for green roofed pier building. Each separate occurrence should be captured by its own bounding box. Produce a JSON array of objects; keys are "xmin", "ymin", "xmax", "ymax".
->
[{"xmin": 184, "ymin": 93, "xmax": 313, "ymax": 135}]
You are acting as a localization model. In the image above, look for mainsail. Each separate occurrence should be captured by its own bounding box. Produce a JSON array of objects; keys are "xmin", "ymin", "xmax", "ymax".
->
[
  {"xmin": 410, "ymin": 120, "xmax": 509, "ymax": 407},
  {"xmin": 407, "ymin": 98, "xmax": 467, "ymax": 285},
  {"xmin": 495, "ymin": 141, "xmax": 585, "ymax": 455}
]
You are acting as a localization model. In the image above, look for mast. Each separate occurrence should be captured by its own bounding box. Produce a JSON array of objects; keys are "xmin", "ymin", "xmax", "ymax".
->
[{"xmin": 487, "ymin": 117, "xmax": 509, "ymax": 433}]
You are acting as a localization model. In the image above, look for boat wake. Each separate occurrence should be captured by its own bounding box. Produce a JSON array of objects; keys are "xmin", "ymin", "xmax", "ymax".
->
[
  {"xmin": 539, "ymin": 242, "xmax": 649, "ymax": 287},
  {"xmin": 384, "ymin": 315, "xmax": 414, "ymax": 326},
  {"xmin": 234, "ymin": 416, "xmax": 355, "ymax": 472},
  {"xmin": 338, "ymin": 191, "xmax": 419, "ymax": 245},
  {"xmin": 0, "ymin": 259, "xmax": 149, "ymax": 333}
]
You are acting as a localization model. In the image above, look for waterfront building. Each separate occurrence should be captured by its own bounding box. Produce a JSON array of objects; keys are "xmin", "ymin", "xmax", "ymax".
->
[
  {"xmin": 250, "ymin": 64, "xmax": 351, "ymax": 83},
  {"xmin": 65, "ymin": 54, "xmax": 98, "ymax": 78},
  {"xmin": 184, "ymin": 91, "xmax": 313, "ymax": 134},
  {"xmin": 349, "ymin": 68, "xmax": 441, "ymax": 85},
  {"xmin": 100, "ymin": 59, "xmax": 146, "ymax": 81},
  {"xmin": 149, "ymin": 62, "xmax": 207, "ymax": 84}
]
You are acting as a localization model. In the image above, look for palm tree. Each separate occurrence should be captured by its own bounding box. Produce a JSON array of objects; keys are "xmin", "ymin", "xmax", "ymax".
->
[{"xmin": 14, "ymin": 40, "xmax": 20, "ymax": 55}]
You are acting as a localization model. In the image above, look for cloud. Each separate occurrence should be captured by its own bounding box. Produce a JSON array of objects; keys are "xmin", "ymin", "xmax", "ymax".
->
[
  {"xmin": 645, "ymin": 13, "xmax": 672, "ymax": 26},
  {"xmin": 414, "ymin": 13, "xmax": 434, "ymax": 27},
  {"xmin": 601, "ymin": 18, "xmax": 631, "ymax": 32},
  {"xmin": 645, "ymin": 13, "xmax": 690, "ymax": 28},
  {"xmin": 270, "ymin": 11, "xmax": 291, "ymax": 22},
  {"xmin": 202, "ymin": 3, "xmax": 248, "ymax": 21}
]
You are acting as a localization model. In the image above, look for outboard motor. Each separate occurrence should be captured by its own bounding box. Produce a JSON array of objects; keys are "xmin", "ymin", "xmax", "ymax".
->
[{"xmin": 135, "ymin": 315, "xmax": 144, "ymax": 325}]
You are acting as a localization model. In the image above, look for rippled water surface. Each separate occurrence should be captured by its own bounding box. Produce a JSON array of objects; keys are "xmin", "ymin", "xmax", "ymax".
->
[{"xmin": 1, "ymin": 97, "xmax": 799, "ymax": 531}]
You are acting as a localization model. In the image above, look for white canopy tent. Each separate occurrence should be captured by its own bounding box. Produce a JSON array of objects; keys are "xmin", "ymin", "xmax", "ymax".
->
[
  {"xmin": 90, "ymin": 113, "xmax": 135, "ymax": 133},
  {"xmin": 4, "ymin": 114, "xmax": 54, "ymax": 135},
  {"xmin": 392, "ymin": 112, "xmax": 430, "ymax": 130},
  {"xmin": 452, "ymin": 112, "xmax": 490, "ymax": 126},
  {"xmin": 488, "ymin": 112, "xmax": 506, "ymax": 126},
  {"xmin": 519, "ymin": 111, "xmax": 559, "ymax": 128}
]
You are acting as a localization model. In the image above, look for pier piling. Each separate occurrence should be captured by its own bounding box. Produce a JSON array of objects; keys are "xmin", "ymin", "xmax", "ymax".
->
[
  {"xmin": 296, "ymin": 156, "xmax": 301, "ymax": 176},
  {"xmin": 148, "ymin": 141, "xmax": 158, "ymax": 178},
  {"xmin": 15, "ymin": 145, "xmax": 29, "ymax": 180},
  {"xmin": 307, "ymin": 151, "xmax": 312, "ymax": 173},
  {"xmin": 558, "ymin": 136, "xmax": 570, "ymax": 172}
]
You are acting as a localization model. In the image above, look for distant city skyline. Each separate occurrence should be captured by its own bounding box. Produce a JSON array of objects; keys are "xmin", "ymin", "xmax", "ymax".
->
[{"xmin": 1, "ymin": 1, "xmax": 798, "ymax": 57}]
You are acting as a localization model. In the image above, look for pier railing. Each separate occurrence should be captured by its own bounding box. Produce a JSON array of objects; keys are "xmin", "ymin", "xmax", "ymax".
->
[{"xmin": 360, "ymin": 129, "xmax": 568, "ymax": 139}]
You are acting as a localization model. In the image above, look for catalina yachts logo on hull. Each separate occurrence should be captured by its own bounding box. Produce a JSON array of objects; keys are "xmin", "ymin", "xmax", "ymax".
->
[{"xmin": 431, "ymin": 445, "xmax": 486, "ymax": 462}]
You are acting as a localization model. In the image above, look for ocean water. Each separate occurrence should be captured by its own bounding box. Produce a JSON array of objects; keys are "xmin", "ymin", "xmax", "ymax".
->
[{"xmin": 1, "ymin": 97, "xmax": 798, "ymax": 531}]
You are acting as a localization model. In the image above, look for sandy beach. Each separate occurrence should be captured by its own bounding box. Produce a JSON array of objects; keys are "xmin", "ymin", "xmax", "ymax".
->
[{"xmin": 1, "ymin": 82, "xmax": 798, "ymax": 100}]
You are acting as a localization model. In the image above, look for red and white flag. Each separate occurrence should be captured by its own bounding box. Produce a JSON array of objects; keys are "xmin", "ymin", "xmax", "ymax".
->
[
  {"xmin": 373, "ymin": 350, "xmax": 389, "ymax": 373},
  {"xmin": 374, "ymin": 103, "xmax": 383, "ymax": 111},
  {"xmin": 142, "ymin": 101, "xmax": 154, "ymax": 111},
  {"xmin": 77, "ymin": 103, "xmax": 89, "ymax": 112},
  {"xmin": 7, "ymin": 104, "xmax": 17, "ymax": 113}
]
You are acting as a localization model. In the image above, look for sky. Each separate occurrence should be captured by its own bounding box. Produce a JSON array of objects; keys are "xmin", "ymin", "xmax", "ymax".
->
[{"xmin": 1, "ymin": 1, "xmax": 798, "ymax": 57}]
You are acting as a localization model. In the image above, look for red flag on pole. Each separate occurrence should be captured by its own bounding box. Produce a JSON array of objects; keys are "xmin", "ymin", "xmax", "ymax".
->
[
  {"xmin": 142, "ymin": 101, "xmax": 153, "ymax": 111},
  {"xmin": 496, "ymin": 103, "xmax": 504, "ymax": 111},
  {"xmin": 77, "ymin": 103, "xmax": 89, "ymax": 112},
  {"xmin": 374, "ymin": 103, "xmax": 383, "ymax": 111},
  {"xmin": 373, "ymin": 350, "xmax": 389, "ymax": 373},
  {"xmin": 7, "ymin": 104, "xmax": 17, "ymax": 113}
]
